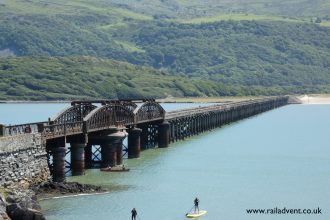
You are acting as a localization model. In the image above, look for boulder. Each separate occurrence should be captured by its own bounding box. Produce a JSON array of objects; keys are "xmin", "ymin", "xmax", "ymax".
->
[
  {"xmin": 0, "ymin": 193, "xmax": 10, "ymax": 220},
  {"xmin": 4, "ymin": 188, "xmax": 46, "ymax": 220},
  {"xmin": 6, "ymin": 204, "xmax": 45, "ymax": 220},
  {"xmin": 25, "ymin": 209, "xmax": 45, "ymax": 220},
  {"xmin": 6, "ymin": 203, "xmax": 24, "ymax": 220},
  {"xmin": 0, "ymin": 193, "xmax": 7, "ymax": 212}
]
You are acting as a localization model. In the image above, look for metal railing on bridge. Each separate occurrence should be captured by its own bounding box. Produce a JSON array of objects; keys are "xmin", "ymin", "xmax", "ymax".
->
[
  {"xmin": 165, "ymin": 96, "xmax": 287, "ymax": 119},
  {"xmin": 1, "ymin": 122, "xmax": 47, "ymax": 136},
  {"xmin": 0, "ymin": 97, "xmax": 288, "ymax": 140},
  {"xmin": 0, "ymin": 99, "xmax": 166, "ymax": 139}
]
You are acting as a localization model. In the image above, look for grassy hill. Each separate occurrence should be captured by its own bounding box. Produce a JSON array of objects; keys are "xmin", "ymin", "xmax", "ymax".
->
[
  {"xmin": 105, "ymin": 0, "xmax": 330, "ymax": 19},
  {"xmin": 0, "ymin": 0, "xmax": 330, "ymax": 100},
  {"xmin": 117, "ymin": 21, "xmax": 330, "ymax": 86},
  {"xmin": 1, "ymin": 56, "xmax": 329, "ymax": 100},
  {"xmin": 0, "ymin": 56, "xmax": 196, "ymax": 100},
  {"xmin": 0, "ymin": 0, "xmax": 148, "ymax": 57}
]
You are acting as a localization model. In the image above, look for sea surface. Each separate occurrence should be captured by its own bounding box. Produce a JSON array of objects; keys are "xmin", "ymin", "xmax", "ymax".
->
[
  {"xmin": 1, "ymin": 103, "xmax": 329, "ymax": 220},
  {"xmin": 0, "ymin": 102, "xmax": 211, "ymax": 125}
]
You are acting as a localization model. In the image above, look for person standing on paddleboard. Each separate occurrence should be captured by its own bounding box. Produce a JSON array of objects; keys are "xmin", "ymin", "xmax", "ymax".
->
[
  {"xmin": 194, "ymin": 197, "xmax": 199, "ymax": 213},
  {"xmin": 131, "ymin": 208, "xmax": 137, "ymax": 220}
]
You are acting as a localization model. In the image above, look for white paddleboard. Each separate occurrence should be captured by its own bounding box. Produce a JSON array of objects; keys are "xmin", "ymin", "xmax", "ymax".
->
[{"xmin": 186, "ymin": 210, "xmax": 207, "ymax": 218}]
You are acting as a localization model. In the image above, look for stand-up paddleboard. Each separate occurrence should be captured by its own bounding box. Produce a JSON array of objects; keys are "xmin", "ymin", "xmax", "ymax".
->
[{"xmin": 186, "ymin": 210, "xmax": 207, "ymax": 218}]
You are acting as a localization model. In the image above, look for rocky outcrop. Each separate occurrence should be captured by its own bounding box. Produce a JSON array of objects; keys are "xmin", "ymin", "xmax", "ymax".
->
[
  {"xmin": 33, "ymin": 181, "xmax": 105, "ymax": 198},
  {"xmin": 1, "ymin": 188, "xmax": 45, "ymax": 220},
  {"xmin": 0, "ymin": 181, "xmax": 106, "ymax": 220},
  {"xmin": 0, "ymin": 133, "xmax": 106, "ymax": 219}
]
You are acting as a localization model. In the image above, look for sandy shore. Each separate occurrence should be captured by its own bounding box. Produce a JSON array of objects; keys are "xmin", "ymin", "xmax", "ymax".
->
[
  {"xmin": 297, "ymin": 94, "xmax": 330, "ymax": 104},
  {"xmin": 159, "ymin": 94, "xmax": 330, "ymax": 104}
]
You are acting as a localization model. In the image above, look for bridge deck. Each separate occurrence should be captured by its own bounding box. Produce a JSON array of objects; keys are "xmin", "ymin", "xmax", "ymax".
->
[
  {"xmin": 165, "ymin": 97, "xmax": 281, "ymax": 120},
  {"xmin": 1, "ymin": 96, "xmax": 289, "ymax": 139}
]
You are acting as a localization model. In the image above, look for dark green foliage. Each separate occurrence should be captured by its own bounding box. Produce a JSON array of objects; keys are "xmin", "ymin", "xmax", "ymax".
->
[
  {"xmin": 0, "ymin": 13, "xmax": 129, "ymax": 60},
  {"xmin": 1, "ymin": 57, "xmax": 330, "ymax": 101},
  {"xmin": 0, "ymin": 57, "xmax": 171, "ymax": 100},
  {"xmin": 1, "ymin": 1, "xmax": 330, "ymax": 100},
  {"xmin": 100, "ymin": 0, "xmax": 330, "ymax": 18},
  {"xmin": 117, "ymin": 20, "xmax": 330, "ymax": 88},
  {"xmin": 1, "ymin": 11, "xmax": 329, "ymax": 93}
]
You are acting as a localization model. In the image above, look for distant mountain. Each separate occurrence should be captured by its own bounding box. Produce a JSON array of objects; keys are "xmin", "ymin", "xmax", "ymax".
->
[{"xmin": 0, "ymin": 0, "xmax": 330, "ymax": 100}]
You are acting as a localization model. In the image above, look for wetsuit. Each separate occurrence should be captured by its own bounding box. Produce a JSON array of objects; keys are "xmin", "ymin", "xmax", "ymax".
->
[
  {"xmin": 194, "ymin": 198, "xmax": 199, "ymax": 213},
  {"xmin": 131, "ymin": 208, "xmax": 137, "ymax": 220}
]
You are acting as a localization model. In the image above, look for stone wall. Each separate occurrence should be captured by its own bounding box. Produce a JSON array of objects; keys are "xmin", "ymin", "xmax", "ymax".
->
[{"xmin": 0, "ymin": 134, "xmax": 50, "ymax": 187}]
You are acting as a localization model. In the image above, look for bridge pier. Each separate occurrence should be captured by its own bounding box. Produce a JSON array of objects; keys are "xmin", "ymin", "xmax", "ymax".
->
[
  {"xmin": 85, "ymin": 144, "xmax": 92, "ymax": 168},
  {"xmin": 70, "ymin": 143, "xmax": 85, "ymax": 176},
  {"xmin": 47, "ymin": 138, "xmax": 66, "ymax": 182},
  {"xmin": 158, "ymin": 122, "xmax": 170, "ymax": 148},
  {"xmin": 128, "ymin": 128, "xmax": 142, "ymax": 158},
  {"xmin": 101, "ymin": 143, "xmax": 117, "ymax": 168},
  {"xmin": 52, "ymin": 147, "xmax": 66, "ymax": 182},
  {"xmin": 89, "ymin": 130, "xmax": 127, "ymax": 168},
  {"xmin": 116, "ymin": 143, "xmax": 123, "ymax": 165},
  {"xmin": 139, "ymin": 125, "xmax": 149, "ymax": 150},
  {"xmin": 67, "ymin": 135, "xmax": 87, "ymax": 176},
  {"xmin": 0, "ymin": 124, "xmax": 4, "ymax": 137}
]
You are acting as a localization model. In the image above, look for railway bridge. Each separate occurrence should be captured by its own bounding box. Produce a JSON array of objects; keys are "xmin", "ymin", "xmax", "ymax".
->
[{"xmin": 0, "ymin": 96, "xmax": 289, "ymax": 182}]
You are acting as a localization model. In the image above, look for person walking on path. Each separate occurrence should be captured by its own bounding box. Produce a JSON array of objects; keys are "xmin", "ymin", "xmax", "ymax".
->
[
  {"xmin": 131, "ymin": 208, "xmax": 137, "ymax": 220},
  {"xmin": 194, "ymin": 197, "xmax": 199, "ymax": 213}
]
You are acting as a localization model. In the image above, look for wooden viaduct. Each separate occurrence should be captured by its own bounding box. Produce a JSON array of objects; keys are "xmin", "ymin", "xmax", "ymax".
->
[{"xmin": 1, "ymin": 96, "xmax": 289, "ymax": 182}]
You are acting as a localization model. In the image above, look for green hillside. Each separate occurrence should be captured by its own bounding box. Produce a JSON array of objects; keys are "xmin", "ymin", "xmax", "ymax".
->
[
  {"xmin": 117, "ymin": 21, "xmax": 330, "ymax": 87},
  {"xmin": 0, "ymin": 0, "xmax": 146, "ymax": 58},
  {"xmin": 106, "ymin": 0, "xmax": 330, "ymax": 19},
  {"xmin": 1, "ymin": 56, "xmax": 329, "ymax": 100},
  {"xmin": 0, "ymin": 0, "xmax": 330, "ymax": 100},
  {"xmin": 0, "ymin": 56, "xmax": 191, "ymax": 100}
]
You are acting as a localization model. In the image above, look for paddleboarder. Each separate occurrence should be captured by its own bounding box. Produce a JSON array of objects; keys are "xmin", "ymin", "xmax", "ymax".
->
[
  {"xmin": 194, "ymin": 197, "xmax": 199, "ymax": 213},
  {"xmin": 131, "ymin": 208, "xmax": 137, "ymax": 220}
]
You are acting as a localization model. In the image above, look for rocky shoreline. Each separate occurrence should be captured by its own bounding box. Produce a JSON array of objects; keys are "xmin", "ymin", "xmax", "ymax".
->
[{"xmin": 0, "ymin": 181, "xmax": 106, "ymax": 220}]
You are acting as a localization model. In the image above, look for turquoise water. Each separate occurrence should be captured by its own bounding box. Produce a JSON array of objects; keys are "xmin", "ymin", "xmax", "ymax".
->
[
  {"xmin": 0, "ymin": 103, "xmax": 68, "ymax": 124},
  {"xmin": 0, "ymin": 103, "xmax": 210, "ymax": 125},
  {"xmin": 37, "ymin": 104, "xmax": 330, "ymax": 220}
]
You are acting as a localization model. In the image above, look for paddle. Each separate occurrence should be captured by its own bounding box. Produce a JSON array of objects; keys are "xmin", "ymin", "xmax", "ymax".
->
[{"xmin": 186, "ymin": 205, "xmax": 195, "ymax": 216}]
